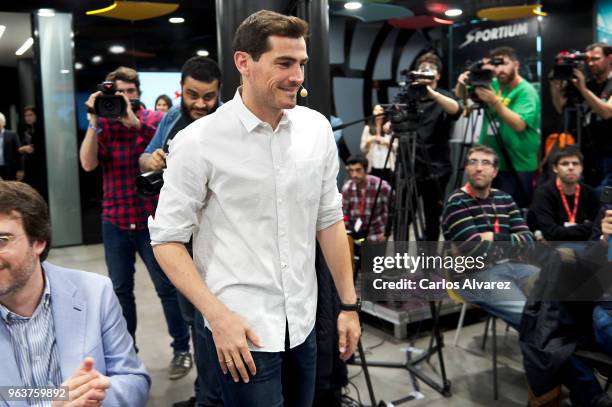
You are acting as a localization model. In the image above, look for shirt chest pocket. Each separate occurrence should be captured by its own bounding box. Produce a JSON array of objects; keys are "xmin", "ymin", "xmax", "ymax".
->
[{"xmin": 295, "ymin": 158, "xmax": 323, "ymax": 203}]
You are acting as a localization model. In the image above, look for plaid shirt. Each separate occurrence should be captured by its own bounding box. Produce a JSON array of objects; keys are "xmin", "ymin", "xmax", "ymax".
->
[
  {"xmin": 98, "ymin": 108, "xmax": 163, "ymax": 230},
  {"xmin": 342, "ymin": 175, "xmax": 391, "ymax": 241}
]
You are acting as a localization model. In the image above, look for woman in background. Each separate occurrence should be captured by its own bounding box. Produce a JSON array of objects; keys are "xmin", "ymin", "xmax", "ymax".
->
[
  {"xmin": 154, "ymin": 94, "xmax": 173, "ymax": 112},
  {"xmin": 18, "ymin": 105, "xmax": 47, "ymax": 200},
  {"xmin": 360, "ymin": 104, "xmax": 395, "ymax": 185}
]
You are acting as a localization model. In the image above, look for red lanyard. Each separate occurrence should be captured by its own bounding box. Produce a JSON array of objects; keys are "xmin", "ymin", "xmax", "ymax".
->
[
  {"xmin": 464, "ymin": 183, "xmax": 500, "ymax": 233},
  {"xmin": 358, "ymin": 187, "xmax": 366, "ymax": 217},
  {"xmin": 555, "ymin": 178, "xmax": 581, "ymax": 224}
]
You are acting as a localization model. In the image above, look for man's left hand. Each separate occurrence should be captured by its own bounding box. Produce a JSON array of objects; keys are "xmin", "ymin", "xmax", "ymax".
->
[
  {"xmin": 117, "ymin": 92, "xmax": 140, "ymax": 129},
  {"xmin": 474, "ymin": 87, "xmax": 498, "ymax": 106},
  {"xmin": 572, "ymin": 68, "xmax": 587, "ymax": 93},
  {"xmin": 337, "ymin": 311, "xmax": 361, "ymax": 361}
]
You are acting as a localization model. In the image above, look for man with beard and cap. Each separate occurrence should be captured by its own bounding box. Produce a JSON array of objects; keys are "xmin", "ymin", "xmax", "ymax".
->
[
  {"xmin": 140, "ymin": 56, "xmax": 223, "ymax": 407},
  {"xmin": 442, "ymin": 144, "xmax": 538, "ymax": 329},
  {"xmin": 457, "ymin": 46, "xmax": 541, "ymax": 209}
]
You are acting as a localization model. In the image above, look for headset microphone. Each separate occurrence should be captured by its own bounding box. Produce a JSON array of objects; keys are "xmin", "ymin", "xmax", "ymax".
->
[{"xmin": 299, "ymin": 85, "xmax": 308, "ymax": 97}]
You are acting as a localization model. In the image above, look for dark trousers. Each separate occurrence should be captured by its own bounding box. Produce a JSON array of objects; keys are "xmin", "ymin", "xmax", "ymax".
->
[
  {"xmin": 417, "ymin": 174, "xmax": 450, "ymax": 241},
  {"xmin": 178, "ymin": 292, "xmax": 223, "ymax": 407},
  {"xmin": 204, "ymin": 327, "xmax": 317, "ymax": 407},
  {"xmin": 102, "ymin": 220, "xmax": 189, "ymax": 352}
]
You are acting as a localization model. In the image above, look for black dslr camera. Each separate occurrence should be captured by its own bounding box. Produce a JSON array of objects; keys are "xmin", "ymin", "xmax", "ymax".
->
[
  {"xmin": 136, "ymin": 170, "xmax": 164, "ymax": 196},
  {"xmin": 93, "ymin": 81, "xmax": 141, "ymax": 118},
  {"xmin": 466, "ymin": 56, "xmax": 504, "ymax": 88},
  {"xmin": 552, "ymin": 50, "xmax": 589, "ymax": 81}
]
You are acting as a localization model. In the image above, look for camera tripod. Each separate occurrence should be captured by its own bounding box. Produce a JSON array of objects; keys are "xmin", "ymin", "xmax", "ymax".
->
[{"xmin": 348, "ymin": 107, "xmax": 451, "ymax": 406}]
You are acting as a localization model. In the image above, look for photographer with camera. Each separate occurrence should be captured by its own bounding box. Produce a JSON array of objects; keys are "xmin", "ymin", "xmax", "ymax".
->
[
  {"xmin": 456, "ymin": 46, "xmax": 541, "ymax": 209},
  {"xmin": 385, "ymin": 52, "xmax": 461, "ymax": 241},
  {"xmin": 551, "ymin": 43, "xmax": 612, "ymax": 190},
  {"xmin": 79, "ymin": 67, "xmax": 192, "ymax": 381}
]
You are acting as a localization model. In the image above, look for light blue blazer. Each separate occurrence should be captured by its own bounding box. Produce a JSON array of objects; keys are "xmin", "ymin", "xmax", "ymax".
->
[{"xmin": 0, "ymin": 262, "xmax": 150, "ymax": 406}]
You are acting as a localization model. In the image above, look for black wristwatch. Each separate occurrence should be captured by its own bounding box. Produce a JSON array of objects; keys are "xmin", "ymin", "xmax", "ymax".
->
[{"xmin": 340, "ymin": 298, "xmax": 362, "ymax": 312}]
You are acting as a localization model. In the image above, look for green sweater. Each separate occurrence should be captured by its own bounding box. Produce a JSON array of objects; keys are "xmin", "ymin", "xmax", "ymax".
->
[{"xmin": 479, "ymin": 78, "xmax": 541, "ymax": 172}]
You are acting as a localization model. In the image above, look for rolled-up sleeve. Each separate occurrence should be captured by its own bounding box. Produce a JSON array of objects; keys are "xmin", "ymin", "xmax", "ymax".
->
[
  {"xmin": 148, "ymin": 127, "xmax": 209, "ymax": 244},
  {"xmin": 316, "ymin": 123, "xmax": 344, "ymax": 231}
]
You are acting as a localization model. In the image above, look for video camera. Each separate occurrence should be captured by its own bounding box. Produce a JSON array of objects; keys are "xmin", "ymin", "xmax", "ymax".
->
[
  {"xmin": 465, "ymin": 57, "xmax": 504, "ymax": 88},
  {"xmin": 387, "ymin": 69, "xmax": 436, "ymax": 132},
  {"xmin": 552, "ymin": 50, "xmax": 589, "ymax": 81},
  {"xmin": 136, "ymin": 170, "xmax": 164, "ymax": 196},
  {"xmin": 93, "ymin": 81, "xmax": 141, "ymax": 118}
]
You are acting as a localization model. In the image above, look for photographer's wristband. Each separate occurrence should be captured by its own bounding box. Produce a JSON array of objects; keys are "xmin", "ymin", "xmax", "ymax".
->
[{"xmin": 88, "ymin": 122, "xmax": 102, "ymax": 135}]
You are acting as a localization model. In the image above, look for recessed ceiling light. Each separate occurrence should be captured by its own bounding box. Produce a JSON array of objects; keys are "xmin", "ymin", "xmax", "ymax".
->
[
  {"xmin": 91, "ymin": 55, "xmax": 102, "ymax": 64},
  {"xmin": 15, "ymin": 38, "xmax": 34, "ymax": 56},
  {"xmin": 445, "ymin": 8, "xmax": 463, "ymax": 17},
  {"xmin": 169, "ymin": 17, "xmax": 185, "ymax": 24},
  {"xmin": 0, "ymin": 26, "xmax": 5, "ymax": 40},
  {"xmin": 75, "ymin": 62, "xmax": 84, "ymax": 70},
  {"xmin": 109, "ymin": 45, "xmax": 125, "ymax": 54},
  {"xmin": 196, "ymin": 50, "xmax": 210, "ymax": 57},
  {"xmin": 60, "ymin": 69, "xmax": 70, "ymax": 74},
  {"xmin": 37, "ymin": 9, "xmax": 56, "ymax": 17},
  {"xmin": 344, "ymin": 2, "xmax": 362, "ymax": 10}
]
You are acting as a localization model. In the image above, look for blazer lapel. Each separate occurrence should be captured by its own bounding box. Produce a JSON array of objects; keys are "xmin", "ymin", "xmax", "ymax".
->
[
  {"xmin": 0, "ymin": 321, "xmax": 23, "ymax": 393},
  {"xmin": 47, "ymin": 264, "xmax": 87, "ymax": 380}
]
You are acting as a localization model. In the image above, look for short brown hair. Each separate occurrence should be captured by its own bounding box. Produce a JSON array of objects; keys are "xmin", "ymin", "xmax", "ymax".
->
[
  {"xmin": 232, "ymin": 10, "xmax": 309, "ymax": 61},
  {"xmin": 415, "ymin": 52, "xmax": 443, "ymax": 72},
  {"xmin": 0, "ymin": 181, "xmax": 51, "ymax": 261},
  {"xmin": 586, "ymin": 42, "xmax": 612, "ymax": 57},
  {"xmin": 106, "ymin": 66, "xmax": 141, "ymax": 94},
  {"xmin": 490, "ymin": 46, "xmax": 518, "ymax": 62},
  {"xmin": 466, "ymin": 144, "xmax": 498, "ymax": 167}
]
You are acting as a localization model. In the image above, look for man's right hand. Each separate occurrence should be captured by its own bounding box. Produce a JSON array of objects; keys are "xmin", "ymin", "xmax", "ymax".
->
[
  {"xmin": 145, "ymin": 149, "xmax": 167, "ymax": 171},
  {"xmin": 85, "ymin": 91, "xmax": 101, "ymax": 125},
  {"xmin": 210, "ymin": 308, "xmax": 263, "ymax": 384},
  {"xmin": 457, "ymin": 70, "xmax": 471, "ymax": 87},
  {"xmin": 602, "ymin": 210, "xmax": 612, "ymax": 241},
  {"xmin": 479, "ymin": 231, "xmax": 494, "ymax": 241},
  {"xmin": 51, "ymin": 358, "xmax": 110, "ymax": 407}
]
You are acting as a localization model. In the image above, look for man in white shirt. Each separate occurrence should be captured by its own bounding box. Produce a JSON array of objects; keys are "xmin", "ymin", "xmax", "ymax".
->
[{"xmin": 149, "ymin": 10, "xmax": 360, "ymax": 407}]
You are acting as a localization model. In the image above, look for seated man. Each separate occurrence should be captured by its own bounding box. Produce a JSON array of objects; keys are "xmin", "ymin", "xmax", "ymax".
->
[
  {"xmin": 342, "ymin": 154, "xmax": 392, "ymax": 242},
  {"xmin": 442, "ymin": 144, "xmax": 538, "ymax": 329},
  {"xmin": 529, "ymin": 145, "xmax": 601, "ymax": 242},
  {"xmin": 0, "ymin": 181, "xmax": 149, "ymax": 406}
]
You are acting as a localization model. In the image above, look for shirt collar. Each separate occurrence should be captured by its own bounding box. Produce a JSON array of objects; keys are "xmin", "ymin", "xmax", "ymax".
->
[
  {"xmin": 0, "ymin": 266, "xmax": 51, "ymax": 323},
  {"xmin": 232, "ymin": 88, "xmax": 291, "ymax": 133}
]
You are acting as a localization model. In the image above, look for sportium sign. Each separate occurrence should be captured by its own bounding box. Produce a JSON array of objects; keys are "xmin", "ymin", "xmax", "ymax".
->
[{"xmin": 459, "ymin": 22, "xmax": 530, "ymax": 48}]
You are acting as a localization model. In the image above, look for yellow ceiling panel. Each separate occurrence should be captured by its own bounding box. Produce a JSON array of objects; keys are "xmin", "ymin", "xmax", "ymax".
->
[
  {"xmin": 87, "ymin": 1, "xmax": 179, "ymax": 21},
  {"xmin": 477, "ymin": 5, "xmax": 547, "ymax": 21}
]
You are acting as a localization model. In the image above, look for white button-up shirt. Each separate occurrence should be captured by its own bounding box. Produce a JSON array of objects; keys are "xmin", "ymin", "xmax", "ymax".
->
[{"xmin": 149, "ymin": 90, "xmax": 343, "ymax": 351}]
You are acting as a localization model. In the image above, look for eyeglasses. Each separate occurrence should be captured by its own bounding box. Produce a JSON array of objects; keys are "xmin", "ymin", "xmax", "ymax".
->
[
  {"xmin": 557, "ymin": 160, "xmax": 581, "ymax": 167},
  {"xmin": 466, "ymin": 159, "xmax": 496, "ymax": 168},
  {"xmin": 0, "ymin": 234, "xmax": 23, "ymax": 253}
]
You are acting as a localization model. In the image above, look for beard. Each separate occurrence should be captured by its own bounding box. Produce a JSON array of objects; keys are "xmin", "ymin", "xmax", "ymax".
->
[
  {"xmin": 0, "ymin": 247, "xmax": 37, "ymax": 298},
  {"xmin": 498, "ymin": 69, "xmax": 516, "ymax": 85},
  {"xmin": 181, "ymin": 100, "xmax": 217, "ymax": 122}
]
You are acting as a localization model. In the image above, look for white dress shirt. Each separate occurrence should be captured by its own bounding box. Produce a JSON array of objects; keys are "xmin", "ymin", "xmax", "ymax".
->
[{"xmin": 149, "ymin": 90, "xmax": 343, "ymax": 352}]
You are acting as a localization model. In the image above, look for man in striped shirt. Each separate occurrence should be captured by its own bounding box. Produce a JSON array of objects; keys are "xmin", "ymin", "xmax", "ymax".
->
[{"xmin": 442, "ymin": 144, "xmax": 538, "ymax": 329}]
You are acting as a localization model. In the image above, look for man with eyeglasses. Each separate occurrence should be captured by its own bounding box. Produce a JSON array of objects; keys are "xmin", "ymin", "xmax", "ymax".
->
[
  {"xmin": 552, "ymin": 43, "xmax": 612, "ymax": 191},
  {"xmin": 0, "ymin": 181, "xmax": 150, "ymax": 406},
  {"xmin": 442, "ymin": 144, "xmax": 538, "ymax": 329},
  {"xmin": 140, "ymin": 57, "xmax": 223, "ymax": 407},
  {"xmin": 79, "ymin": 67, "xmax": 191, "ymax": 379},
  {"xmin": 529, "ymin": 145, "xmax": 601, "ymax": 242}
]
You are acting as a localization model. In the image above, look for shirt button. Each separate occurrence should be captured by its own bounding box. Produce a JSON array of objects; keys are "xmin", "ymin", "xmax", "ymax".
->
[
  {"xmin": 278, "ymin": 199, "xmax": 282, "ymax": 205},
  {"xmin": 281, "ymin": 263, "xmax": 288, "ymax": 269}
]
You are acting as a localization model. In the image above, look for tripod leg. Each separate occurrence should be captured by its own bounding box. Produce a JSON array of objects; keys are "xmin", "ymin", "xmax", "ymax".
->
[{"xmin": 357, "ymin": 338, "xmax": 377, "ymax": 407}]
